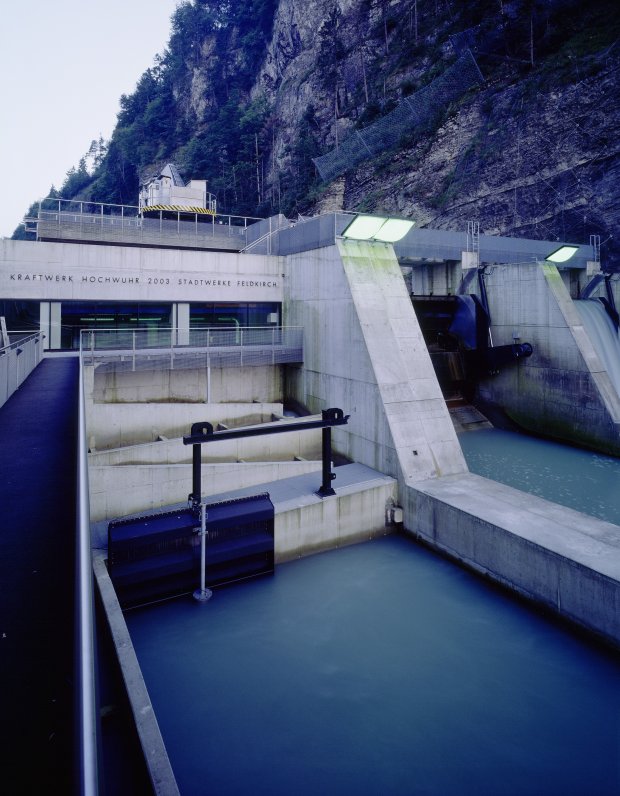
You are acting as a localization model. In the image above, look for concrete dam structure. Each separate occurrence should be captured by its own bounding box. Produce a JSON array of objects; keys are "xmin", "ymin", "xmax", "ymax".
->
[{"xmin": 2, "ymin": 205, "xmax": 620, "ymax": 792}]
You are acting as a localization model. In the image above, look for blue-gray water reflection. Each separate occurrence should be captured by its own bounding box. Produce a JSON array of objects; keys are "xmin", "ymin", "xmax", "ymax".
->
[
  {"xmin": 459, "ymin": 428, "xmax": 620, "ymax": 525},
  {"xmin": 127, "ymin": 535, "xmax": 620, "ymax": 796}
]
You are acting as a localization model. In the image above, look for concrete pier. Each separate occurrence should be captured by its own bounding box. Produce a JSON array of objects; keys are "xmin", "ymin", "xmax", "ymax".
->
[{"xmin": 406, "ymin": 473, "xmax": 620, "ymax": 648}]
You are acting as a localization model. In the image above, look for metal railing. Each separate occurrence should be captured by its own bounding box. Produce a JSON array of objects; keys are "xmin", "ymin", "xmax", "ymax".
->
[
  {"xmin": 76, "ymin": 355, "xmax": 99, "ymax": 795},
  {"xmin": 0, "ymin": 332, "xmax": 44, "ymax": 409},
  {"xmin": 79, "ymin": 326, "xmax": 303, "ymax": 370},
  {"xmin": 28, "ymin": 198, "xmax": 264, "ymax": 251}
]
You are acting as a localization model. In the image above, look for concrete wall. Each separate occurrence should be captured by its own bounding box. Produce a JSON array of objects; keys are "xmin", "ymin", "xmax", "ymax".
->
[
  {"xmin": 404, "ymin": 260, "xmax": 461, "ymax": 297},
  {"xmin": 275, "ymin": 479, "xmax": 397, "ymax": 562},
  {"xmin": 90, "ymin": 460, "xmax": 322, "ymax": 522},
  {"xmin": 87, "ymin": 401, "xmax": 282, "ymax": 450},
  {"xmin": 89, "ymin": 427, "xmax": 323, "ymax": 466},
  {"xmin": 477, "ymin": 262, "xmax": 620, "ymax": 454},
  {"xmin": 0, "ymin": 239, "xmax": 282, "ymax": 305},
  {"xmin": 92, "ymin": 363, "xmax": 283, "ymax": 404},
  {"xmin": 405, "ymin": 473, "xmax": 620, "ymax": 649},
  {"xmin": 284, "ymin": 240, "xmax": 466, "ymax": 492}
]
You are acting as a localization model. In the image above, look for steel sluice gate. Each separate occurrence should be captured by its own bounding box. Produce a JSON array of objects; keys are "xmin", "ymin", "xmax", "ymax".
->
[{"xmin": 107, "ymin": 493, "xmax": 274, "ymax": 608}]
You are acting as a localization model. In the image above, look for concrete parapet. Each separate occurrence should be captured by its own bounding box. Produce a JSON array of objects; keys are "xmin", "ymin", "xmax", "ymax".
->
[
  {"xmin": 92, "ymin": 363, "xmax": 283, "ymax": 404},
  {"xmin": 405, "ymin": 474, "xmax": 620, "ymax": 649},
  {"xmin": 93, "ymin": 552, "xmax": 180, "ymax": 795}
]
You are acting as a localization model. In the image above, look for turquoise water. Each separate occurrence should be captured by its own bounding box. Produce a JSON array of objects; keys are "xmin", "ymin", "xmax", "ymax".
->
[
  {"xmin": 459, "ymin": 428, "xmax": 620, "ymax": 525},
  {"xmin": 127, "ymin": 534, "xmax": 620, "ymax": 796}
]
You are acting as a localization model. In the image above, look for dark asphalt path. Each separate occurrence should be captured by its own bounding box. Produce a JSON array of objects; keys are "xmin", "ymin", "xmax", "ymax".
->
[{"xmin": 0, "ymin": 357, "xmax": 78, "ymax": 794}]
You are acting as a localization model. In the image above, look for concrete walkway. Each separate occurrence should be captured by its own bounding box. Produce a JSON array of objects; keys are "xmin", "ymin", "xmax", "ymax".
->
[{"xmin": 0, "ymin": 357, "xmax": 78, "ymax": 794}]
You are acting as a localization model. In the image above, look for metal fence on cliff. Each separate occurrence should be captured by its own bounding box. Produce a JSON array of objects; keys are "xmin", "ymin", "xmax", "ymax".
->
[{"xmin": 312, "ymin": 51, "xmax": 484, "ymax": 183}]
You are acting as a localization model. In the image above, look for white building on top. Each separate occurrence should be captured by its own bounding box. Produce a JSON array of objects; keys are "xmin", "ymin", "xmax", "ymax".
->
[{"xmin": 139, "ymin": 163, "xmax": 217, "ymax": 215}]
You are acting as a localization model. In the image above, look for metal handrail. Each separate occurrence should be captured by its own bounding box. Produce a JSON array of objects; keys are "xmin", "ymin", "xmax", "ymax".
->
[
  {"xmin": 0, "ymin": 331, "xmax": 41, "ymax": 354},
  {"xmin": 27, "ymin": 197, "xmax": 263, "ymax": 233},
  {"xmin": 0, "ymin": 332, "xmax": 44, "ymax": 410},
  {"xmin": 76, "ymin": 355, "xmax": 99, "ymax": 795},
  {"xmin": 79, "ymin": 325, "xmax": 301, "ymax": 352}
]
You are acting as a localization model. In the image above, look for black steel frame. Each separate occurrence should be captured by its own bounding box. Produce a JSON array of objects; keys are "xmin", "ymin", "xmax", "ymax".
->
[{"xmin": 183, "ymin": 407, "xmax": 350, "ymax": 502}]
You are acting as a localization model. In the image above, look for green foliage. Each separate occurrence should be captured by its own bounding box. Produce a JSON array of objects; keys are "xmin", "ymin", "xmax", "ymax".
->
[
  {"xmin": 278, "ymin": 105, "xmax": 322, "ymax": 217},
  {"xmin": 45, "ymin": 0, "xmax": 279, "ymax": 214},
  {"xmin": 317, "ymin": 7, "xmax": 346, "ymax": 90},
  {"xmin": 14, "ymin": 0, "xmax": 620, "ymax": 226},
  {"xmin": 60, "ymin": 158, "xmax": 91, "ymax": 198}
]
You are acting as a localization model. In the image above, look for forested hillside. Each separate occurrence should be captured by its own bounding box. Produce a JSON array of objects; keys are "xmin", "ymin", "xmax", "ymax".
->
[{"xmin": 14, "ymin": 0, "xmax": 620, "ymax": 265}]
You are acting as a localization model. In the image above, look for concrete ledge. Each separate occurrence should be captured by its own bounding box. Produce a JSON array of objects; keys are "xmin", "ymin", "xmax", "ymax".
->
[
  {"xmin": 89, "ymin": 426, "xmax": 323, "ymax": 466},
  {"xmin": 85, "ymin": 396, "xmax": 283, "ymax": 450},
  {"xmin": 93, "ymin": 552, "xmax": 180, "ymax": 796},
  {"xmin": 406, "ymin": 473, "xmax": 620, "ymax": 648}
]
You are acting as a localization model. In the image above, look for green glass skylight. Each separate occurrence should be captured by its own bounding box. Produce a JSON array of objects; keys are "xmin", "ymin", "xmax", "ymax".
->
[
  {"xmin": 341, "ymin": 215, "xmax": 414, "ymax": 243},
  {"xmin": 545, "ymin": 245, "xmax": 580, "ymax": 263}
]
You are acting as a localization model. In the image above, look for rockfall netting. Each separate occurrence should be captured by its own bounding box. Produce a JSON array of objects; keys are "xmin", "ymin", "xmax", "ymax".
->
[{"xmin": 312, "ymin": 51, "xmax": 484, "ymax": 183}]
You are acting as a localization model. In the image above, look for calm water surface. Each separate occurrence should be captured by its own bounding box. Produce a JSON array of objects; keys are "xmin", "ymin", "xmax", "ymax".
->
[
  {"xmin": 127, "ymin": 535, "xmax": 620, "ymax": 796},
  {"xmin": 459, "ymin": 428, "xmax": 620, "ymax": 525}
]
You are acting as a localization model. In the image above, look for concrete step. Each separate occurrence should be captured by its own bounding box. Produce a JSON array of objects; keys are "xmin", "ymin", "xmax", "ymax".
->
[{"xmin": 448, "ymin": 402, "xmax": 492, "ymax": 433}]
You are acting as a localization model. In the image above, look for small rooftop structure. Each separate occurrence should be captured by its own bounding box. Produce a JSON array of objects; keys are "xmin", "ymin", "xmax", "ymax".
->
[{"xmin": 139, "ymin": 163, "xmax": 217, "ymax": 215}]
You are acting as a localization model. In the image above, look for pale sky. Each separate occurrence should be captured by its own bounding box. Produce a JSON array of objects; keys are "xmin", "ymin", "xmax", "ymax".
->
[{"xmin": 0, "ymin": 0, "xmax": 181, "ymax": 238}]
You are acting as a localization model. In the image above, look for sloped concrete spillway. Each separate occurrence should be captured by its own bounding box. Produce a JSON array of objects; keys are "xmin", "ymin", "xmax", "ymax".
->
[{"xmin": 574, "ymin": 298, "xmax": 620, "ymax": 397}]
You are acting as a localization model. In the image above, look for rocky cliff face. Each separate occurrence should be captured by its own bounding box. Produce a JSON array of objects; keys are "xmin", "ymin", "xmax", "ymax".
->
[
  {"xmin": 23, "ymin": 0, "xmax": 620, "ymax": 264},
  {"xmin": 250, "ymin": 0, "xmax": 620, "ymax": 263}
]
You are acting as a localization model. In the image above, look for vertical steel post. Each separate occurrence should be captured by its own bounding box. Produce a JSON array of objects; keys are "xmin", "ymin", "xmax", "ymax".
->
[
  {"xmin": 193, "ymin": 503, "xmax": 212, "ymax": 603},
  {"xmin": 191, "ymin": 443, "xmax": 201, "ymax": 507},
  {"xmin": 317, "ymin": 415, "xmax": 336, "ymax": 497}
]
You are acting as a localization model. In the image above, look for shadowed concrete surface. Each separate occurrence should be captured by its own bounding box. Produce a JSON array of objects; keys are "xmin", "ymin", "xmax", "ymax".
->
[
  {"xmin": 0, "ymin": 358, "xmax": 152, "ymax": 795},
  {"xmin": 0, "ymin": 358, "xmax": 78, "ymax": 794}
]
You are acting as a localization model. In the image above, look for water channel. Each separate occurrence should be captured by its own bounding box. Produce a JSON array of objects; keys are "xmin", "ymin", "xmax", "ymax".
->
[
  {"xmin": 127, "ymin": 429, "xmax": 620, "ymax": 795},
  {"xmin": 459, "ymin": 427, "xmax": 620, "ymax": 526}
]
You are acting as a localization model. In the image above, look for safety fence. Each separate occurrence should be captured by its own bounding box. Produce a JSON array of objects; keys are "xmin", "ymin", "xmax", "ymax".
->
[
  {"xmin": 28, "ymin": 198, "xmax": 263, "ymax": 252},
  {"xmin": 79, "ymin": 326, "xmax": 303, "ymax": 371},
  {"xmin": 313, "ymin": 51, "xmax": 484, "ymax": 183},
  {"xmin": 0, "ymin": 332, "xmax": 44, "ymax": 410}
]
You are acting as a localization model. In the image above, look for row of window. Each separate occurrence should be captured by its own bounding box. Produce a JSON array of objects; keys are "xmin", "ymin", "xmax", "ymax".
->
[{"xmin": 1, "ymin": 301, "xmax": 281, "ymax": 350}]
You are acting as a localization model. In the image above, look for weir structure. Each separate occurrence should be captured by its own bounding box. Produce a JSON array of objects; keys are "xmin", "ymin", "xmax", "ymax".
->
[{"xmin": 2, "ymin": 207, "xmax": 620, "ymax": 792}]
